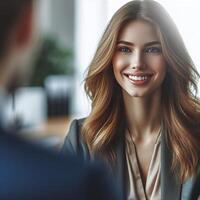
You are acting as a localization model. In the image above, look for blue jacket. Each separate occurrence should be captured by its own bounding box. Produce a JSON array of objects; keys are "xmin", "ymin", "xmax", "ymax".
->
[{"xmin": 0, "ymin": 124, "xmax": 121, "ymax": 200}]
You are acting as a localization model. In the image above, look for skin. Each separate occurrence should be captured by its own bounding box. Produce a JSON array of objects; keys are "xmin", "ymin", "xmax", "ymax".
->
[{"xmin": 112, "ymin": 19, "xmax": 167, "ymax": 186}]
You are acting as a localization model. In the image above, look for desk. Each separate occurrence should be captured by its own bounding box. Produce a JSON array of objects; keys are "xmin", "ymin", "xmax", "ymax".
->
[{"xmin": 19, "ymin": 117, "xmax": 72, "ymax": 150}]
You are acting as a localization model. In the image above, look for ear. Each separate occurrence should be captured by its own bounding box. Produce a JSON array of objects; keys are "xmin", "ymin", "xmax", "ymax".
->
[{"xmin": 14, "ymin": 3, "xmax": 34, "ymax": 47}]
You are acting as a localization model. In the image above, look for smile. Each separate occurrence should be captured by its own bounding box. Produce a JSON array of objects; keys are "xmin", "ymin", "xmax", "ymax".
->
[
  {"xmin": 128, "ymin": 75, "xmax": 148, "ymax": 81},
  {"xmin": 124, "ymin": 73, "xmax": 153, "ymax": 86}
]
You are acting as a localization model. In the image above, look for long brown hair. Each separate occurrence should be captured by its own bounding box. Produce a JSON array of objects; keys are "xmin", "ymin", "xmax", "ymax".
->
[{"xmin": 82, "ymin": 0, "xmax": 200, "ymax": 181}]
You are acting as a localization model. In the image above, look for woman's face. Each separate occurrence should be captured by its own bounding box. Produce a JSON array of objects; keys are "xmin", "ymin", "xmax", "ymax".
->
[{"xmin": 112, "ymin": 19, "xmax": 166, "ymax": 98}]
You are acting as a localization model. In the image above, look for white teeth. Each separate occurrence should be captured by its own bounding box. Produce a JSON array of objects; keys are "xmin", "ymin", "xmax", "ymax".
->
[{"xmin": 128, "ymin": 75, "xmax": 148, "ymax": 81}]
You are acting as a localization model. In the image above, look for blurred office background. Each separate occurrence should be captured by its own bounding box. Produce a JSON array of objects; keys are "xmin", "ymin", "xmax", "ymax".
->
[{"xmin": 3, "ymin": 0, "xmax": 200, "ymax": 149}]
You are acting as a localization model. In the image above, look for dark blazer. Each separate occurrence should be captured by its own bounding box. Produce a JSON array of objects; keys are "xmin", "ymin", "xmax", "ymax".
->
[
  {"xmin": 62, "ymin": 118, "xmax": 200, "ymax": 200},
  {"xmin": 0, "ymin": 125, "xmax": 121, "ymax": 200},
  {"xmin": 189, "ymin": 166, "xmax": 200, "ymax": 200}
]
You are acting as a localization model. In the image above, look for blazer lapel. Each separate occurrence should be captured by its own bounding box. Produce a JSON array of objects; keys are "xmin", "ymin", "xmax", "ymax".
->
[
  {"xmin": 161, "ymin": 129, "xmax": 182, "ymax": 200},
  {"xmin": 114, "ymin": 125, "xmax": 127, "ymax": 200}
]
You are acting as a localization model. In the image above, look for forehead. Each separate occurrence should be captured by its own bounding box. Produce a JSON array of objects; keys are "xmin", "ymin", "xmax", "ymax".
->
[{"xmin": 118, "ymin": 19, "xmax": 160, "ymax": 45}]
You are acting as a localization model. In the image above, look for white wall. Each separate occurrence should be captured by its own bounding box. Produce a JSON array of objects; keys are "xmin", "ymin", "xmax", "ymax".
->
[
  {"xmin": 73, "ymin": 0, "xmax": 108, "ymax": 117},
  {"xmin": 36, "ymin": 0, "xmax": 74, "ymax": 49},
  {"xmin": 50, "ymin": 0, "xmax": 75, "ymax": 49}
]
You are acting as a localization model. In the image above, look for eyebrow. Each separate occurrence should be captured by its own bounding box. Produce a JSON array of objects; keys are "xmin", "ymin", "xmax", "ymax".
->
[{"xmin": 117, "ymin": 40, "xmax": 161, "ymax": 47}]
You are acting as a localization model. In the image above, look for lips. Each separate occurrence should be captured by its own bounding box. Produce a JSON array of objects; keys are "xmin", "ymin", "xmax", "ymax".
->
[
  {"xmin": 123, "ymin": 72, "xmax": 153, "ymax": 85},
  {"xmin": 124, "ymin": 72, "xmax": 153, "ymax": 77}
]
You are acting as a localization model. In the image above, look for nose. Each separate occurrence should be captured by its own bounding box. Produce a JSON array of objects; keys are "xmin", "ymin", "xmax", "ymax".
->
[{"xmin": 130, "ymin": 51, "xmax": 144, "ymax": 69}]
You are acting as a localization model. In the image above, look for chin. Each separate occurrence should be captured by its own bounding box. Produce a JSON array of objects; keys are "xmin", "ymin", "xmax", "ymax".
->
[
  {"xmin": 127, "ymin": 91, "xmax": 143, "ymax": 97},
  {"xmin": 132, "ymin": 94, "xmax": 141, "ymax": 97}
]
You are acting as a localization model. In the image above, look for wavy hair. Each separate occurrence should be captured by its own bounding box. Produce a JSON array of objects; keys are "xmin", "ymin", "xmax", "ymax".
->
[{"xmin": 82, "ymin": 0, "xmax": 200, "ymax": 181}]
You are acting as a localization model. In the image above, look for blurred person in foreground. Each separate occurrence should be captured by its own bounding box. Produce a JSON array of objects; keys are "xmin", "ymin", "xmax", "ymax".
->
[{"xmin": 0, "ymin": 1, "xmax": 121, "ymax": 200}]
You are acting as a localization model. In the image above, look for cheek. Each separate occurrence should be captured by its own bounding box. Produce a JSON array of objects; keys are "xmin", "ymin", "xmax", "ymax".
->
[
  {"xmin": 112, "ymin": 54, "xmax": 127, "ymax": 74},
  {"xmin": 148, "ymin": 57, "xmax": 166, "ymax": 77},
  {"xmin": 157, "ymin": 59, "xmax": 167, "ymax": 77}
]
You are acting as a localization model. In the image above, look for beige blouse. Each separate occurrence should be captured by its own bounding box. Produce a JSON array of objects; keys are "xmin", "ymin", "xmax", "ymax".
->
[{"xmin": 125, "ymin": 130, "xmax": 161, "ymax": 200}]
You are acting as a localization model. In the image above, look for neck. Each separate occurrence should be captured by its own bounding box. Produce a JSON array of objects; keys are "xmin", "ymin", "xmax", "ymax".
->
[{"xmin": 123, "ymin": 89, "xmax": 162, "ymax": 140}]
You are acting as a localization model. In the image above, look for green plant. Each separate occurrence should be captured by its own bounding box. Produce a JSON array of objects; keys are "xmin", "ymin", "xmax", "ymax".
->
[{"xmin": 30, "ymin": 35, "xmax": 73, "ymax": 86}]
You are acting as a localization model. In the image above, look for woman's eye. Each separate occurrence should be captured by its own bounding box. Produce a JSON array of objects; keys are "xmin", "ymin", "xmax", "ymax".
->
[
  {"xmin": 144, "ymin": 47, "xmax": 162, "ymax": 54},
  {"xmin": 117, "ymin": 46, "xmax": 131, "ymax": 53}
]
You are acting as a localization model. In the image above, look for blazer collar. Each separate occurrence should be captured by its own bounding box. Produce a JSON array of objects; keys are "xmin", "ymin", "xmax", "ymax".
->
[
  {"xmin": 161, "ymin": 127, "xmax": 182, "ymax": 200},
  {"xmin": 114, "ymin": 123, "xmax": 127, "ymax": 200}
]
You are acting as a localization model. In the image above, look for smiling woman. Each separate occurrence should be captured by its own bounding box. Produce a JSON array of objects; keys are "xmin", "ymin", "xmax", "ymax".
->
[
  {"xmin": 62, "ymin": 0, "xmax": 200, "ymax": 199},
  {"xmin": 112, "ymin": 19, "xmax": 166, "ymax": 98}
]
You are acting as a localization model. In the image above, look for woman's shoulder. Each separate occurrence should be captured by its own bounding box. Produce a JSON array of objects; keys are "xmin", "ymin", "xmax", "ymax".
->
[
  {"xmin": 66, "ymin": 118, "xmax": 85, "ymax": 143},
  {"xmin": 69, "ymin": 118, "xmax": 85, "ymax": 132},
  {"xmin": 62, "ymin": 118, "xmax": 90, "ymax": 159}
]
